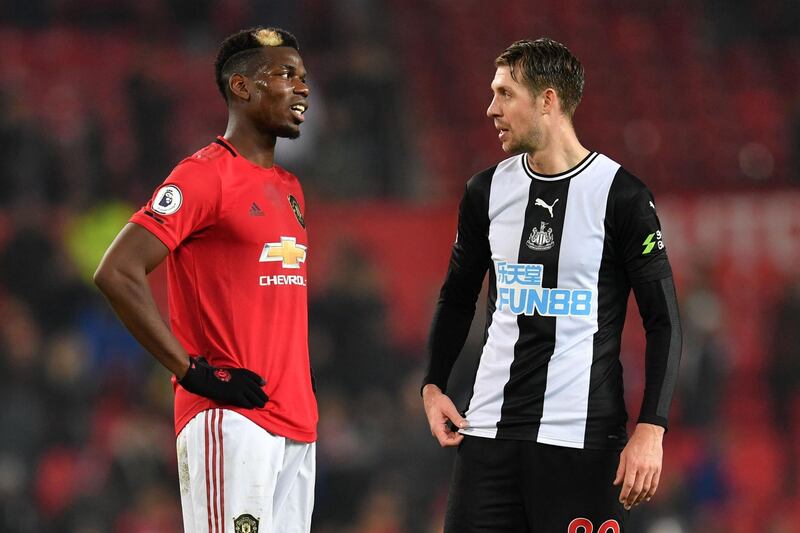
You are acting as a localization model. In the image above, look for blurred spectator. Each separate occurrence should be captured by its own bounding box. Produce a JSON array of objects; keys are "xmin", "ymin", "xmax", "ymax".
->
[
  {"xmin": 306, "ymin": 0, "xmax": 415, "ymax": 198},
  {"xmin": 69, "ymin": 117, "xmax": 111, "ymax": 207},
  {"xmin": 41, "ymin": 333, "xmax": 94, "ymax": 446},
  {"xmin": 0, "ymin": 451, "xmax": 41, "ymax": 532},
  {"xmin": 2, "ymin": 0, "xmax": 50, "ymax": 26},
  {"xmin": 310, "ymin": 239, "xmax": 411, "ymax": 529},
  {"xmin": 0, "ymin": 299, "xmax": 47, "ymax": 467},
  {"xmin": 677, "ymin": 266, "xmax": 728, "ymax": 429},
  {"xmin": 125, "ymin": 54, "xmax": 176, "ymax": 191},
  {"xmin": 352, "ymin": 483, "xmax": 405, "ymax": 533},
  {"xmin": 703, "ymin": 0, "xmax": 800, "ymax": 45},
  {"xmin": 310, "ymin": 239, "xmax": 401, "ymax": 396},
  {"xmin": 0, "ymin": 92, "xmax": 66, "ymax": 208},
  {"xmin": 114, "ymin": 482, "xmax": 182, "ymax": 532},
  {"xmin": 767, "ymin": 277, "xmax": 800, "ymax": 433},
  {"xmin": 391, "ymin": 371, "xmax": 454, "ymax": 532},
  {"xmin": 0, "ymin": 224, "xmax": 92, "ymax": 333},
  {"xmin": 766, "ymin": 276, "xmax": 800, "ymax": 494}
]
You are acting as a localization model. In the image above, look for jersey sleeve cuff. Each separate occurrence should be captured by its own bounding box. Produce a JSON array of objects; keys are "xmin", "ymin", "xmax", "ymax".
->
[
  {"xmin": 129, "ymin": 214, "xmax": 178, "ymax": 251},
  {"xmin": 636, "ymin": 413, "xmax": 669, "ymax": 432},
  {"xmin": 420, "ymin": 374, "xmax": 447, "ymax": 396}
]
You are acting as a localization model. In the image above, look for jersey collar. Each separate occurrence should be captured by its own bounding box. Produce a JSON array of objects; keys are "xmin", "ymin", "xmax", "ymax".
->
[
  {"xmin": 214, "ymin": 136, "xmax": 239, "ymax": 157},
  {"xmin": 522, "ymin": 151, "xmax": 598, "ymax": 181}
]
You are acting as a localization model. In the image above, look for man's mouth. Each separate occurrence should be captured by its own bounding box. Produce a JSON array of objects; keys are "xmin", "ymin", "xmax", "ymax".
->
[
  {"xmin": 497, "ymin": 127, "xmax": 509, "ymax": 141},
  {"xmin": 290, "ymin": 103, "xmax": 307, "ymax": 123}
]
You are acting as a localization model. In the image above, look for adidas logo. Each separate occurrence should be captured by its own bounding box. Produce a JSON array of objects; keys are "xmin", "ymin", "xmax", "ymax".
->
[{"xmin": 250, "ymin": 202, "xmax": 265, "ymax": 216}]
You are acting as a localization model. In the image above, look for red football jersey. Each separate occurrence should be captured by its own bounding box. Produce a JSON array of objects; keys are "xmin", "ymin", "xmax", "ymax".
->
[{"xmin": 130, "ymin": 137, "xmax": 317, "ymax": 442}]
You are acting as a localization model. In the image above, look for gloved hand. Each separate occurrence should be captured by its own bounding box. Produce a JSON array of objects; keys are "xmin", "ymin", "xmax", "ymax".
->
[{"xmin": 178, "ymin": 356, "xmax": 268, "ymax": 408}]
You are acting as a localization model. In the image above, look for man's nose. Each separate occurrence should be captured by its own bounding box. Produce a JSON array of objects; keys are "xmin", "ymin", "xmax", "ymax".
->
[
  {"xmin": 487, "ymin": 97, "xmax": 499, "ymax": 118},
  {"xmin": 294, "ymin": 80, "xmax": 309, "ymax": 96}
]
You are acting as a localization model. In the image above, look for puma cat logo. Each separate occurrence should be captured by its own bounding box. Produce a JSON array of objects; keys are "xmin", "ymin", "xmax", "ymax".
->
[{"xmin": 535, "ymin": 198, "xmax": 559, "ymax": 218}]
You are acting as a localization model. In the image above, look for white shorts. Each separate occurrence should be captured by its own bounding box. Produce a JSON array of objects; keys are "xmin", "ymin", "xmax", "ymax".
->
[{"xmin": 176, "ymin": 408, "xmax": 316, "ymax": 533}]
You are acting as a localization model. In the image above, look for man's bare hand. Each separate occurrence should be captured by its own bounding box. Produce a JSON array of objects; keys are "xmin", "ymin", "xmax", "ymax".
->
[
  {"xmin": 422, "ymin": 384, "xmax": 469, "ymax": 447},
  {"xmin": 613, "ymin": 423, "xmax": 664, "ymax": 510}
]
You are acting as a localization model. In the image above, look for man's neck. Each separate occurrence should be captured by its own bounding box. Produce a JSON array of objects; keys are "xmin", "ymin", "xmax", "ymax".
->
[
  {"xmin": 525, "ymin": 123, "xmax": 590, "ymax": 176},
  {"xmin": 223, "ymin": 118, "xmax": 277, "ymax": 169}
]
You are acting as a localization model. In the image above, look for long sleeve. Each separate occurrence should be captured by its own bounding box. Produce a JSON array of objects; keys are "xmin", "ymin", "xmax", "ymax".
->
[
  {"xmin": 632, "ymin": 276, "xmax": 682, "ymax": 430},
  {"xmin": 609, "ymin": 171, "xmax": 682, "ymax": 429},
  {"xmin": 422, "ymin": 179, "xmax": 491, "ymax": 393}
]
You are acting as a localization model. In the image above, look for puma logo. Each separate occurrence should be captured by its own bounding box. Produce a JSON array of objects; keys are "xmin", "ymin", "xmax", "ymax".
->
[{"xmin": 535, "ymin": 198, "xmax": 559, "ymax": 218}]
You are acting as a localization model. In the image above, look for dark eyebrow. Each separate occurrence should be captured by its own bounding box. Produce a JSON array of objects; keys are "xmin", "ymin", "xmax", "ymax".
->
[
  {"xmin": 262, "ymin": 63, "xmax": 307, "ymax": 79},
  {"xmin": 281, "ymin": 65, "xmax": 308, "ymax": 76},
  {"xmin": 258, "ymin": 63, "xmax": 292, "ymax": 73},
  {"xmin": 287, "ymin": 65, "xmax": 308, "ymax": 78}
]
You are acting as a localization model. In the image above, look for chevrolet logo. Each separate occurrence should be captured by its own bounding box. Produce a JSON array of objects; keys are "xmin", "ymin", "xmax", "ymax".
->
[{"xmin": 259, "ymin": 236, "xmax": 307, "ymax": 268}]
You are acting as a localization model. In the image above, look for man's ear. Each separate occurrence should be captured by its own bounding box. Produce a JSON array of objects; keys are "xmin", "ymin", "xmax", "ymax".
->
[
  {"xmin": 229, "ymin": 73, "xmax": 251, "ymax": 101},
  {"xmin": 541, "ymin": 87, "xmax": 557, "ymax": 115}
]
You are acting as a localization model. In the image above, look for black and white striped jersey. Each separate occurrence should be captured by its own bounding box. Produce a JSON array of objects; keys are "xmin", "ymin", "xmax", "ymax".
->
[{"xmin": 425, "ymin": 151, "xmax": 681, "ymax": 450}]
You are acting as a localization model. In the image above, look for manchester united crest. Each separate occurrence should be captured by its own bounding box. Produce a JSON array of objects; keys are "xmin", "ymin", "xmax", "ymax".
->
[
  {"xmin": 288, "ymin": 195, "xmax": 305, "ymax": 228},
  {"xmin": 234, "ymin": 513, "xmax": 259, "ymax": 533},
  {"xmin": 526, "ymin": 221, "xmax": 555, "ymax": 251}
]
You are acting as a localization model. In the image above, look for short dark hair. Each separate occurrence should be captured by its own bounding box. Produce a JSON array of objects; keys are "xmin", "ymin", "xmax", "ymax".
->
[
  {"xmin": 495, "ymin": 38, "xmax": 584, "ymax": 119},
  {"xmin": 214, "ymin": 27, "xmax": 300, "ymax": 102}
]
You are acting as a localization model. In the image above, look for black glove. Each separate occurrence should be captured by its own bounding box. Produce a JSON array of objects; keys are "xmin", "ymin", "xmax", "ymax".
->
[{"xmin": 178, "ymin": 356, "xmax": 268, "ymax": 409}]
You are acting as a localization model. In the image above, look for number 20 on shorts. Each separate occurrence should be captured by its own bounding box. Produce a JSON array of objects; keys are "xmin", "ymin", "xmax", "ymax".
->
[{"xmin": 568, "ymin": 517, "xmax": 621, "ymax": 533}]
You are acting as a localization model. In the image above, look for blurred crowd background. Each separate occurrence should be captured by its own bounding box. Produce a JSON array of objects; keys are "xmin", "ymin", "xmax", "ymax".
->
[{"xmin": 1, "ymin": 0, "xmax": 799, "ymax": 531}]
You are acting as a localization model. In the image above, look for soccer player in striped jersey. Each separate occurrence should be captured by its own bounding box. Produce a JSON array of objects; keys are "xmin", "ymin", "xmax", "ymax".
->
[
  {"xmin": 422, "ymin": 38, "xmax": 682, "ymax": 532},
  {"xmin": 95, "ymin": 27, "xmax": 317, "ymax": 533}
]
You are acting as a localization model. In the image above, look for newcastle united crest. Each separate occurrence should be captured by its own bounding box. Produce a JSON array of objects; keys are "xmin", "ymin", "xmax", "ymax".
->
[{"xmin": 526, "ymin": 221, "xmax": 555, "ymax": 251}]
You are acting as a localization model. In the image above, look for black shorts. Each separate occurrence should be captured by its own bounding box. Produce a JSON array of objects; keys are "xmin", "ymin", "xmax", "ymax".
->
[{"xmin": 444, "ymin": 435, "xmax": 628, "ymax": 533}]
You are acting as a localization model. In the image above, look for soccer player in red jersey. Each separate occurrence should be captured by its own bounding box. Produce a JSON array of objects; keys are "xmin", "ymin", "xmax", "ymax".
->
[{"xmin": 94, "ymin": 27, "xmax": 317, "ymax": 533}]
